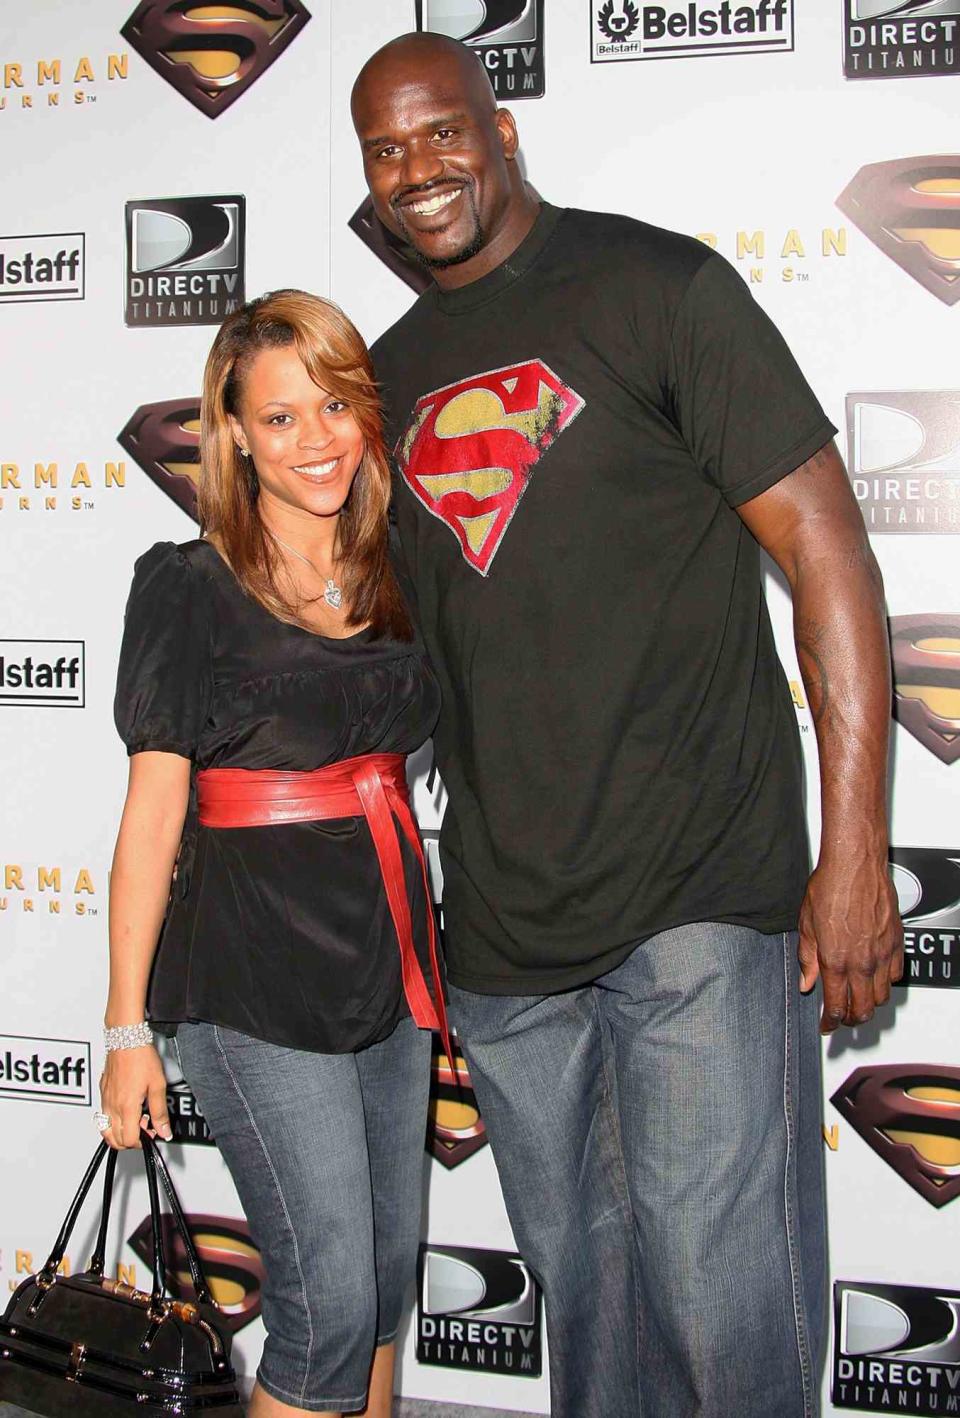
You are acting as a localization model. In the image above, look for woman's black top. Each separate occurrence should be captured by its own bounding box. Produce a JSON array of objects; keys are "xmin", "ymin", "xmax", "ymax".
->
[{"xmin": 114, "ymin": 539, "xmax": 441, "ymax": 1053}]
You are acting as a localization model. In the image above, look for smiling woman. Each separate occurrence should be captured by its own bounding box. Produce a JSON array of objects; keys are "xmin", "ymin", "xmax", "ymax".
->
[
  {"xmin": 199, "ymin": 288, "xmax": 409, "ymax": 638},
  {"xmin": 99, "ymin": 290, "xmax": 445, "ymax": 1418}
]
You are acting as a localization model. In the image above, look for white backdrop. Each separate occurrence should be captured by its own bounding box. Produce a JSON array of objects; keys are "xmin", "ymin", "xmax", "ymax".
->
[{"xmin": 2, "ymin": 2, "xmax": 957, "ymax": 1414}]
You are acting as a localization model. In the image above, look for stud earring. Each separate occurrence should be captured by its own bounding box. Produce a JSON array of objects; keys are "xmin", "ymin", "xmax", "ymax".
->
[{"xmin": 238, "ymin": 446, "xmax": 250, "ymax": 459}]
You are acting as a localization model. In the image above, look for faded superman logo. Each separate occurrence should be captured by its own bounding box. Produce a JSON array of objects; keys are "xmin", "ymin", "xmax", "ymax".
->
[
  {"xmin": 395, "ymin": 360, "xmax": 585, "ymax": 575},
  {"xmin": 836, "ymin": 155, "xmax": 960, "ymax": 306}
]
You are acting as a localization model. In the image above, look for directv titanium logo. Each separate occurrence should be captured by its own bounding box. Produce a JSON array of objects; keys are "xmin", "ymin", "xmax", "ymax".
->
[
  {"xmin": 847, "ymin": 392, "xmax": 960, "ymax": 533},
  {"xmin": 417, "ymin": 0, "xmax": 544, "ymax": 97},
  {"xmin": 0, "ymin": 233, "xmax": 85, "ymax": 303},
  {"xmin": 417, "ymin": 1244, "xmax": 543, "ymax": 1376},
  {"xmin": 832, "ymin": 1280, "xmax": 960, "ymax": 1414},
  {"xmin": 166, "ymin": 1079, "xmax": 214, "ymax": 1144},
  {"xmin": 592, "ymin": 0, "xmax": 794, "ymax": 63},
  {"xmin": 891, "ymin": 848, "xmax": 960, "ymax": 988},
  {"xmin": 124, "ymin": 195, "xmax": 245, "ymax": 327},
  {"xmin": 843, "ymin": 0, "xmax": 959, "ymax": 79}
]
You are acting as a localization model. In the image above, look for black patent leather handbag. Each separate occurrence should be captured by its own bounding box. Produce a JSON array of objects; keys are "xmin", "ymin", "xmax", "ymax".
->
[{"xmin": 0, "ymin": 1130, "xmax": 244, "ymax": 1415}]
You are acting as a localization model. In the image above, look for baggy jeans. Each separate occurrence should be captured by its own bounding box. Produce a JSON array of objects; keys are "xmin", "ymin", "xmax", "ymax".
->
[{"xmin": 448, "ymin": 923, "xmax": 826, "ymax": 1418}]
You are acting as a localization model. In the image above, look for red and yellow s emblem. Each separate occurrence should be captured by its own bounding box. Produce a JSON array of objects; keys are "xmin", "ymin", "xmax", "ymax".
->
[{"xmin": 396, "ymin": 360, "xmax": 585, "ymax": 575}]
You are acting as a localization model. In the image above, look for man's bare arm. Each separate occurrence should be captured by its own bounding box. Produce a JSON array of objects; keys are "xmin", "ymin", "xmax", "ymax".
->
[{"xmin": 737, "ymin": 439, "xmax": 903, "ymax": 1032}]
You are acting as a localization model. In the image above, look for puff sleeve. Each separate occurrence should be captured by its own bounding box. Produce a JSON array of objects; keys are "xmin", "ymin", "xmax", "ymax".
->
[{"xmin": 114, "ymin": 542, "xmax": 213, "ymax": 758}]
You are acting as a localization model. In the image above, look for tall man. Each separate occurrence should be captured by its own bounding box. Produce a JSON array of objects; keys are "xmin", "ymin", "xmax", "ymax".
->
[{"xmin": 352, "ymin": 34, "xmax": 902, "ymax": 1418}]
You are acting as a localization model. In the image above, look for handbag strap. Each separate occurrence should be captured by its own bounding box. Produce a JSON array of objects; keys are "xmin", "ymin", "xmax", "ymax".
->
[
  {"xmin": 88, "ymin": 1145, "xmax": 119, "ymax": 1276},
  {"xmin": 142, "ymin": 1132, "xmax": 213, "ymax": 1304},
  {"xmin": 141, "ymin": 1133, "xmax": 169, "ymax": 1311},
  {"xmin": 39, "ymin": 1140, "xmax": 111, "ymax": 1282},
  {"xmin": 39, "ymin": 1131, "xmax": 213, "ymax": 1309}
]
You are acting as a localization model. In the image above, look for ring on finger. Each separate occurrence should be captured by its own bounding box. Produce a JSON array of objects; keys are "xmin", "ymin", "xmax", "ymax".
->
[{"xmin": 94, "ymin": 1110, "xmax": 111, "ymax": 1133}]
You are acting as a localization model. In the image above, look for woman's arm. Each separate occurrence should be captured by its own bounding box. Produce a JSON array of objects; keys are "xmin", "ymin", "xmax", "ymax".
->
[{"xmin": 100, "ymin": 751, "xmax": 191, "ymax": 1149}]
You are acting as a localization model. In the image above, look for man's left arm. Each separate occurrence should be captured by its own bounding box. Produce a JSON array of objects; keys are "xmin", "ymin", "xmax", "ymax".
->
[{"xmin": 737, "ymin": 438, "xmax": 904, "ymax": 1033}]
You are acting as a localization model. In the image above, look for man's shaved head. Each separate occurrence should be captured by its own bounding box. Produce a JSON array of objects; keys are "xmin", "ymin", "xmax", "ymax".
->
[
  {"xmin": 351, "ymin": 31, "xmax": 538, "ymax": 289},
  {"xmin": 350, "ymin": 32, "xmax": 496, "ymax": 126}
]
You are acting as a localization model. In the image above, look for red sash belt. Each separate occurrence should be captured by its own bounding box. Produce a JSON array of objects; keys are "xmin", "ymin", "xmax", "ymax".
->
[{"xmin": 196, "ymin": 753, "xmax": 450, "ymax": 1062}]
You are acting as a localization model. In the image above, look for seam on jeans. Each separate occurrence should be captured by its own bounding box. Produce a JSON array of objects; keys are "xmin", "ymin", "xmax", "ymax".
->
[
  {"xmin": 212, "ymin": 1025, "xmax": 317, "ymax": 1407},
  {"xmin": 592, "ymin": 988, "xmax": 643, "ymax": 1396},
  {"xmin": 780, "ymin": 934, "xmax": 815, "ymax": 1417},
  {"xmin": 256, "ymin": 1365, "xmax": 365, "ymax": 1412}
]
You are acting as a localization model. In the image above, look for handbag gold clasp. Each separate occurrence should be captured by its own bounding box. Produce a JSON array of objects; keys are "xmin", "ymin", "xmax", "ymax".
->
[{"xmin": 65, "ymin": 1342, "xmax": 87, "ymax": 1382}]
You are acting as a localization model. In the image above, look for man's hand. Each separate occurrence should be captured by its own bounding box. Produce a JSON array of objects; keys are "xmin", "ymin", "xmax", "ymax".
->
[{"xmin": 797, "ymin": 857, "xmax": 904, "ymax": 1032}]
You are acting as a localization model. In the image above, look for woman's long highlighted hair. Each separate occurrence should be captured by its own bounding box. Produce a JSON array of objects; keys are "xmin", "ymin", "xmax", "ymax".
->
[{"xmin": 199, "ymin": 288, "xmax": 411, "ymax": 639}]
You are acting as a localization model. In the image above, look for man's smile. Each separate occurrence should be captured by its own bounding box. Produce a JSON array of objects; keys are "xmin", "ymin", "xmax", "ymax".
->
[
  {"xmin": 394, "ymin": 181, "xmax": 471, "ymax": 232},
  {"xmin": 405, "ymin": 188, "xmax": 463, "ymax": 217}
]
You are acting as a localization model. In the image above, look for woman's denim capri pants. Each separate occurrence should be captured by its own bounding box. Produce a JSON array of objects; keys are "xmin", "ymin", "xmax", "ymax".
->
[{"xmin": 176, "ymin": 1015, "xmax": 430, "ymax": 1413}]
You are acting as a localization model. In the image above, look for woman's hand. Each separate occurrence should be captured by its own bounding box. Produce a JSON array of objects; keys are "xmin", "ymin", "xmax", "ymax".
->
[{"xmin": 99, "ymin": 1044, "xmax": 172, "ymax": 1149}]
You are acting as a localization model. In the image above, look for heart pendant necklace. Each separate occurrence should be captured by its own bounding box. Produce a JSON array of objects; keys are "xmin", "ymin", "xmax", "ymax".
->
[{"xmin": 272, "ymin": 535, "xmax": 343, "ymax": 610}]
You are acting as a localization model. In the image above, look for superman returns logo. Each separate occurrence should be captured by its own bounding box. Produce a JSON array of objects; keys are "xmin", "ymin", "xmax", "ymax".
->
[
  {"xmin": 890, "ymin": 614, "xmax": 960, "ymax": 765},
  {"xmin": 121, "ymin": 0, "xmax": 311, "ymax": 118},
  {"xmin": 837, "ymin": 155, "xmax": 960, "ymax": 306},
  {"xmin": 396, "ymin": 360, "xmax": 585, "ymax": 575},
  {"xmin": 428, "ymin": 1034, "xmax": 487, "ymax": 1168},
  {"xmin": 128, "ymin": 1212, "xmax": 263, "ymax": 1331},
  {"xmin": 831, "ymin": 1063, "xmax": 960, "ymax": 1208},
  {"xmin": 117, "ymin": 396, "xmax": 201, "ymax": 521}
]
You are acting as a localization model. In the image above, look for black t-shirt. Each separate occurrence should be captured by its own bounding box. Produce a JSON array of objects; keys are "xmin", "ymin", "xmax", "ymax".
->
[
  {"xmin": 114, "ymin": 538, "xmax": 440, "ymax": 1051},
  {"xmin": 372, "ymin": 202, "xmax": 836, "ymax": 996}
]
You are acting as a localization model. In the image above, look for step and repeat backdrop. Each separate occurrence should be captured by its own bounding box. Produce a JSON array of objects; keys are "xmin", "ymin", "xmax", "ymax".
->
[{"xmin": 1, "ymin": 2, "xmax": 957, "ymax": 1413}]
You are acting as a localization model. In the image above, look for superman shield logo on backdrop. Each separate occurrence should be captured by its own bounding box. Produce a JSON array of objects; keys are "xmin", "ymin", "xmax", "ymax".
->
[{"xmin": 395, "ymin": 360, "xmax": 585, "ymax": 575}]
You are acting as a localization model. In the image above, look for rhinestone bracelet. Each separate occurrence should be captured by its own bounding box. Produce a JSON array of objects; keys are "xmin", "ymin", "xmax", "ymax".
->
[{"xmin": 103, "ymin": 1021, "xmax": 154, "ymax": 1052}]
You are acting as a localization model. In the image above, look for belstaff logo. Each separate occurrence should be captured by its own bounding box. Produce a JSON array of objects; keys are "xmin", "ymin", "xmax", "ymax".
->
[
  {"xmin": 417, "ymin": 1244, "xmax": 543, "ymax": 1375},
  {"xmin": 417, "ymin": 0, "xmax": 545, "ymax": 98},
  {"xmin": 591, "ymin": 0, "xmax": 795, "ymax": 63},
  {"xmin": 0, "ymin": 642, "xmax": 84, "ymax": 708},
  {"xmin": 0, "ymin": 1035, "xmax": 91, "ymax": 1107},
  {"xmin": 396, "ymin": 360, "xmax": 585, "ymax": 575},
  {"xmin": 831, "ymin": 1064, "xmax": 960, "ymax": 1208},
  {"xmin": 891, "ymin": 848, "xmax": 960, "ymax": 989},
  {"xmin": 889, "ymin": 614, "xmax": 960, "ymax": 765},
  {"xmin": 117, "ymin": 397, "xmax": 201, "ymax": 521},
  {"xmin": 127, "ymin": 1214, "xmax": 263, "ymax": 1331},
  {"xmin": 125, "ymin": 196, "xmax": 245, "ymax": 327},
  {"xmin": 428, "ymin": 1035, "xmax": 488, "ymax": 1168},
  {"xmin": 120, "ymin": 0, "xmax": 311, "ymax": 118},
  {"xmin": 837, "ymin": 156, "xmax": 960, "ymax": 306},
  {"xmin": 843, "ymin": 0, "xmax": 960, "ymax": 80},
  {"xmin": 0, "ymin": 234, "xmax": 84, "ymax": 304},
  {"xmin": 347, "ymin": 196, "xmax": 433, "ymax": 296},
  {"xmin": 832, "ymin": 1280, "xmax": 960, "ymax": 1414},
  {"xmin": 597, "ymin": 0, "xmax": 641, "ymax": 43},
  {"xmin": 847, "ymin": 391, "xmax": 960, "ymax": 534}
]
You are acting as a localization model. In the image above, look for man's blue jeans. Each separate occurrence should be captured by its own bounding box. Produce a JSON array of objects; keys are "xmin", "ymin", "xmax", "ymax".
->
[{"xmin": 447, "ymin": 923, "xmax": 826, "ymax": 1418}]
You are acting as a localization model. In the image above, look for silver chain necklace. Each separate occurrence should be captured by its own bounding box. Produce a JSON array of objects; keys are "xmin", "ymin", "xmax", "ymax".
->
[{"xmin": 271, "ymin": 534, "xmax": 343, "ymax": 610}]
